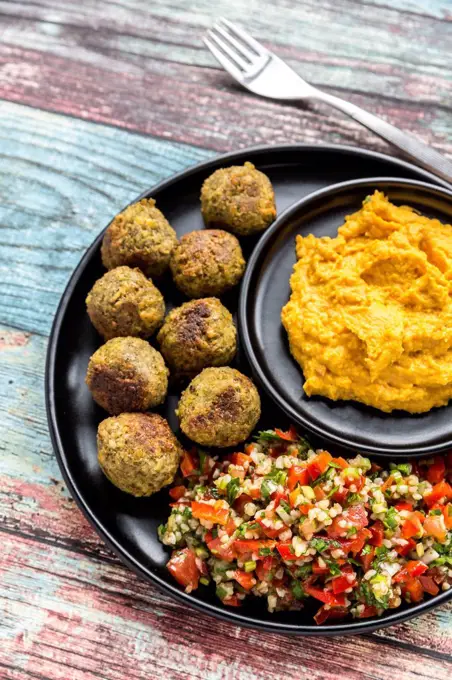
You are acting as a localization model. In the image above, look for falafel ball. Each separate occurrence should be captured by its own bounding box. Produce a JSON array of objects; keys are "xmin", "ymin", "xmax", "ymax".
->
[
  {"xmin": 86, "ymin": 337, "xmax": 168, "ymax": 415},
  {"xmin": 157, "ymin": 298, "xmax": 236, "ymax": 377},
  {"xmin": 201, "ymin": 162, "xmax": 276, "ymax": 236},
  {"xmin": 170, "ymin": 230, "xmax": 245, "ymax": 298},
  {"xmin": 176, "ymin": 367, "xmax": 261, "ymax": 448},
  {"xmin": 86, "ymin": 266, "xmax": 165, "ymax": 340},
  {"xmin": 101, "ymin": 199, "xmax": 177, "ymax": 277},
  {"xmin": 97, "ymin": 412, "xmax": 182, "ymax": 496}
]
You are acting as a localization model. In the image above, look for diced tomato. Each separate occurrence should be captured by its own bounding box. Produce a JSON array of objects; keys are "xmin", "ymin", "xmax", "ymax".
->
[
  {"xmin": 256, "ymin": 556, "xmax": 277, "ymax": 581},
  {"xmin": 167, "ymin": 548, "xmax": 200, "ymax": 590},
  {"xmin": 169, "ymin": 500, "xmax": 190, "ymax": 508},
  {"xmin": 207, "ymin": 537, "xmax": 236, "ymax": 562},
  {"xmin": 307, "ymin": 451, "xmax": 332, "ymax": 481},
  {"xmin": 328, "ymin": 504, "xmax": 368, "ymax": 539},
  {"xmin": 287, "ymin": 465, "xmax": 309, "ymax": 491},
  {"xmin": 332, "ymin": 457, "xmax": 349, "ymax": 470},
  {"xmin": 402, "ymin": 577, "xmax": 424, "ymax": 603},
  {"xmin": 312, "ymin": 559, "xmax": 330, "ymax": 575},
  {"xmin": 276, "ymin": 542, "xmax": 298, "ymax": 561},
  {"xmin": 234, "ymin": 570, "xmax": 256, "ymax": 591},
  {"xmin": 169, "ymin": 485, "xmax": 186, "ymax": 501},
  {"xmin": 427, "ymin": 457, "xmax": 446, "ymax": 484},
  {"xmin": 356, "ymin": 605, "xmax": 378, "ymax": 619},
  {"xmin": 395, "ymin": 538, "xmax": 416, "ymax": 557},
  {"xmin": 299, "ymin": 502, "xmax": 314, "ymax": 515},
  {"xmin": 314, "ymin": 486, "xmax": 327, "ymax": 501},
  {"xmin": 233, "ymin": 493, "xmax": 254, "ymax": 515},
  {"xmin": 233, "ymin": 539, "xmax": 276, "ymax": 556},
  {"xmin": 424, "ymin": 481, "xmax": 452, "ymax": 507},
  {"xmin": 442, "ymin": 504, "xmax": 452, "ymax": 529},
  {"xmin": 359, "ymin": 546, "xmax": 375, "ymax": 572},
  {"xmin": 180, "ymin": 449, "xmax": 198, "ymax": 477},
  {"xmin": 394, "ymin": 560, "xmax": 428, "ymax": 583},
  {"xmin": 419, "ymin": 574, "xmax": 440, "ymax": 596},
  {"xmin": 369, "ymin": 520, "xmax": 384, "ymax": 547},
  {"xmin": 395, "ymin": 501, "xmax": 413, "ymax": 512},
  {"xmin": 256, "ymin": 517, "xmax": 285, "ymax": 539},
  {"xmin": 314, "ymin": 605, "xmax": 348, "ymax": 625},
  {"xmin": 274, "ymin": 426, "xmax": 298, "ymax": 442},
  {"xmin": 223, "ymin": 595, "xmax": 241, "ymax": 607},
  {"xmin": 304, "ymin": 584, "xmax": 346, "ymax": 606},
  {"xmin": 424, "ymin": 514, "xmax": 447, "ymax": 542},
  {"xmin": 332, "ymin": 568, "xmax": 356, "ymax": 594},
  {"xmin": 332, "ymin": 488, "xmax": 349, "ymax": 505},
  {"xmin": 229, "ymin": 452, "xmax": 252, "ymax": 468},
  {"xmin": 225, "ymin": 518, "xmax": 237, "ymax": 536},
  {"xmin": 402, "ymin": 512, "xmax": 424, "ymax": 539},
  {"xmin": 191, "ymin": 501, "xmax": 229, "ymax": 525}
]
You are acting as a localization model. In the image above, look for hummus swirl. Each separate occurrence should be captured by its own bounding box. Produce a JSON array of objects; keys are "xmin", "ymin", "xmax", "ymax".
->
[{"xmin": 281, "ymin": 191, "xmax": 452, "ymax": 413}]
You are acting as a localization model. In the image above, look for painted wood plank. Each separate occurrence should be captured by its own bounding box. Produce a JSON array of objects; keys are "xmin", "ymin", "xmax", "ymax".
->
[
  {"xmin": 1, "ymin": 321, "xmax": 452, "ymax": 659},
  {"xmin": 1, "ymin": 532, "xmax": 451, "ymax": 680},
  {"xmin": 0, "ymin": 101, "xmax": 212, "ymax": 336},
  {"xmin": 0, "ymin": 1, "xmax": 450, "ymax": 154}
]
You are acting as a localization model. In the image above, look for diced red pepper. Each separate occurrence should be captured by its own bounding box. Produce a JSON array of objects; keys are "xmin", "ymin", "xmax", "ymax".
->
[
  {"xmin": 332, "ymin": 488, "xmax": 349, "ymax": 505},
  {"xmin": 229, "ymin": 452, "xmax": 252, "ymax": 468},
  {"xmin": 402, "ymin": 577, "xmax": 424, "ymax": 603},
  {"xmin": 299, "ymin": 502, "xmax": 314, "ymax": 515},
  {"xmin": 223, "ymin": 595, "xmax": 241, "ymax": 607},
  {"xmin": 419, "ymin": 574, "xmax": 440, "ymax": 596},
  {"xmin": 307, "ymin": 451, "xmax": 332, "ymax": 480},
  {"xmin": 402, "ymin": 512, "xmax": 424, "ymax": 539},
  {"xmin": 359, "ymin": 546, "xmax": 375, "ymax": 572},
  {"xmin": 328, "ymin": 504, "xmax": 368, "ymax": 539},
  {"xmin": 234, "ymin": 570, "xmax": 256, "ymax": 591},
  {"xmin": 424, "ymin": 481, "xmax": 452, "ymax": 507},
  {"xmin": 271, "ymin": 491, "xmax": 289, "ymax": 508},
  {"xmin": 256, "ymin": 557, "xmax": 277, "ymax": 581},
  {"xmin": 369, "ymin": 520, "xmax": 384, "ymax": 547},
  {"xmin": 312, "ymin": 559, "xmax": 330, "ymax": 575},
  {"xmin": 395, "ymin": 538, "xmax": 416, "ymax": 557},
  {"xmin": 332, "ymin": 457, "xmax": 349, "ymax": 470},
  {"xmin": 274, "ymin": 426, "xmax": 298, "ymax": 442},
  {"xmin": 394, "ymin": 560, "xmax": 428, "ymax": 583},
  {"xmin": 427, "ymin": 457, "xmax": 446, "ymax": 484},
  {"xmin": 332, "ymin": 567, "xmax": 356, "ymax": 594},
  {"xmin": 395, "ymin": 501, "xmax": 413, "ymax": 512},
  {"xmin": 225, "ymin": 517, "xmax": 237, "ymax": 536},
  {"xmin": 304, "ymin": 584, "xmax": 346, "ymax": 606},
  {"xmin": 169, "ymin": 485, "xmax": 186, "ymax": 501},
  {"xmin": 356, "ymin": 604, "xmax": 378, "ymax": 619},
  {"xmin": 314, "ymin": 605, "xmax": 348, "ymax": 625},
  {"xmin": 381, "ymin": 475, "xmax": 395, "ymax": 492},
  {"xmin": 180, "ymin": 449, "xmax": 198, "ymax": 477},
  {"xmin": 191, "ymin": 501, "xmax": 229, "ymax": 525},
  {"xmin": 314, "ymin": 486, "xmax": 327, "ymax": 501},
  {"xmin": 287, "ymin": 465, "xmax": 309, "ymax": 491},
  {"xmin": 167, "ymin": 548, "xmax": 200, "ymax": 590},
  {"xmin": 276, "ymin": 542, "xmax": 298, "ymax": 561},
  {"xmin": 233, "ymin": 539, "xmax": 276, "ymax": 556},
  {"xmin": 207, "ymin": 537, "xmax": 236, "ymax": 562}
]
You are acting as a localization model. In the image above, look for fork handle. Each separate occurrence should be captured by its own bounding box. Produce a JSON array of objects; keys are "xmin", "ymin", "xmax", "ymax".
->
[{"xmin": 313, "ymin": 90, "xmax": 452, "ymax": 185}]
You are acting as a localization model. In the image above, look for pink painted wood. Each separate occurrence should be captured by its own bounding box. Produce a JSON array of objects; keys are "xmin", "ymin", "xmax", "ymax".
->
[{"xmin": 0, "ymin": 0, "xmax": 452, "ymax": 678}]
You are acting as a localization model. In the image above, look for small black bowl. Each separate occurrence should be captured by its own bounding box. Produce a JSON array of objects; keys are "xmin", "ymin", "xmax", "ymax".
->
[{"xmin": 239, "ymin": 177, "xmax": 452, "ymax": 458}]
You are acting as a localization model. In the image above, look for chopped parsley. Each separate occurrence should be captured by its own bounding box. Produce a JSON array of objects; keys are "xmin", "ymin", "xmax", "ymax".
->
[
  {"xmin": 310, "ymin": 537, "xmax": 340, "ymax": 553},
  {"xmin": 226, "ymin": 477, "xmax": 241, "ymax": 505},
  {"xmin": 291, "ymin": 581, "xmax": 306, "ymax": 600}
]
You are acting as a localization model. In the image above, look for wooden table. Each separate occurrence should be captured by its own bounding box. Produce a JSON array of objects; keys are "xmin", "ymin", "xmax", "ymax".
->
[{"xmin": 1, "ymin": 1, "xmax": 451, "ymax": 678}]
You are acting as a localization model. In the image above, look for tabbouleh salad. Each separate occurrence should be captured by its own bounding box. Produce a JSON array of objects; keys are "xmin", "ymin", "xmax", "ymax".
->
[{"xmin": 159, "ymin": 427, "xmax": 452, "ymax": 624}]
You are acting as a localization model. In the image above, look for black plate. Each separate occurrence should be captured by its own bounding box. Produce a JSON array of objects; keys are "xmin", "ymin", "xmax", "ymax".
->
[
  {"xmin": 46, "ymin": 144, "xmax": 452, "ymax": 635},
  {"xmin": 240, "ymin": 178, "xmax": 452, "ymax": 458}
]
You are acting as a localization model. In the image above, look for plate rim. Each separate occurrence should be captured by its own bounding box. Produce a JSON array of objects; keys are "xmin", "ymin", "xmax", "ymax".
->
[
  {"xmin": 239, "ymin": 175, "xmax": 452, "ymax": 457},
  {"xmin": 45, "ymin": 143, "xmax": 452, "ymax": 635}
]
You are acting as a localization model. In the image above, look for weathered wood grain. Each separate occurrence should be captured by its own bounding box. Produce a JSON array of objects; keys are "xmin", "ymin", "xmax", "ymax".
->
[
  {"xmin": 1, "ymin": 532, "xmax": 452, "ymax": 680},
  {"xmin": 0, "ymin": 100, "xmax": 211, "ymax": 335},
  {"xmin": 0, "ymin": 0, "xmax": 450, "ymax": 153}
]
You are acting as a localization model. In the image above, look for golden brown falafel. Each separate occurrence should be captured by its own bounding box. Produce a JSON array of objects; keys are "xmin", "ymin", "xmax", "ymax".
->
[
  {"xmin": 201, "ymin": 162, "xmax": 276, "ymax": 236},
  {"xmin": 86, "ymin": 266, "xmax": 165, "ymax": 340},
  {"xmin": 176, "ymin": 367, "xmax": 261, "ymax": 447},
  {"xmin": 97, "ymin": 412, "xmax": 182, "ymax": 496},
  {"xmin": 157, "ymin": 298, "xmax": 236, "ymax": 377},
  {"xmin": 86, "ymin": 337, "xmax": 168, "ymax": 415},
  {"xmin": 170, "ymin": 230, "xmax": 245, "ymax": 298},
  {"xmin": 101, "ymin": 199, "xmax": 177, "ymax": 277}
]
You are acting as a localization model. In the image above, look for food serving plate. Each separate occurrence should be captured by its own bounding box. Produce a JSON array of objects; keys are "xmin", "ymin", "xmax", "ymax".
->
[
  {"xmin": 240, "ymin": 177, "xmax": 452, "ymax": 458},
  {"xmin": 46, "ymin": 143, "xmax": 452, "ymax": 635}
]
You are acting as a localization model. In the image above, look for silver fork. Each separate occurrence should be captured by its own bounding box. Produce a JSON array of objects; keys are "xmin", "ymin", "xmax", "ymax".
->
[{"xmin": 204, "ymin": 18, "xmax": 452, "ymax": 185}]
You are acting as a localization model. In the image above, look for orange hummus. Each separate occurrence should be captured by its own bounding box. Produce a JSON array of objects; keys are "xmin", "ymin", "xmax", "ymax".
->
[{"xmin": 281, "ymin": 191, "xmax": 452, "ymax": 413}]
